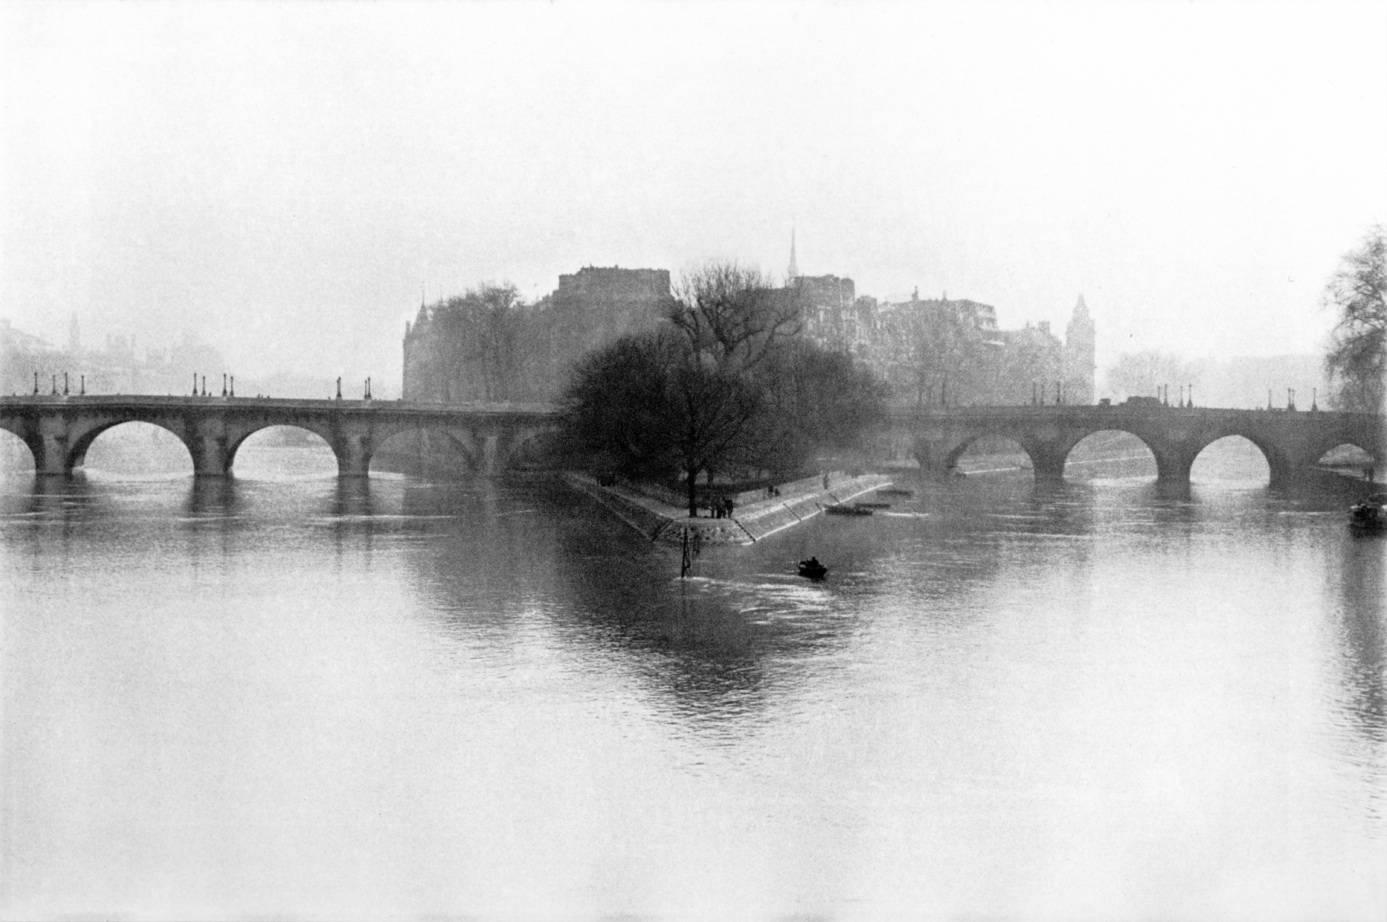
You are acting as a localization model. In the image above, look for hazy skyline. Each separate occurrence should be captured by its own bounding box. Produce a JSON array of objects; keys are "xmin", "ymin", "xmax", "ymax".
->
[{"xmin": 3, "ymin": 1, "xmax": 1385, "ymax": 395}]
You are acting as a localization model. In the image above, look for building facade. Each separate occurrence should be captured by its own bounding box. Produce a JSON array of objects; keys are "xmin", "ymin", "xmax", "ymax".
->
[
  {"xmin": 403, "ymin": 266, "xmax": 676, "ymax": 403},
  {"xmin": 400, "ymin": 252, "xmax": 1097, "ymax": 410}
]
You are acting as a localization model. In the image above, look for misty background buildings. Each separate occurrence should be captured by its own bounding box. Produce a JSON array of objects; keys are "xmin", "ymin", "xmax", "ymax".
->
[
  {"xmin": 400, "ymin": 252, "xmax": 1100, "ymax": 409},
  {"xmin": 2, "ymin": 246, "xmax": 1335, "ymax": 414}
]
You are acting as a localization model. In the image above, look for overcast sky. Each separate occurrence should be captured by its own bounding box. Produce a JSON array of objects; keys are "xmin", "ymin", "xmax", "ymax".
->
[{"xmin": 2, "ymin": 0, "xmax": 1384, "ymax": 391}]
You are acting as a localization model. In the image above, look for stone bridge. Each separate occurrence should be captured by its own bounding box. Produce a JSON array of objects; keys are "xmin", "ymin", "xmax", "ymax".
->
[
  {"xmin": 890, "ymin": 404, "xmax": 1382, "ymax": 486},
  {"xmin": 0, "ymin": 395, "xmax": 560, "ymax": 477}
]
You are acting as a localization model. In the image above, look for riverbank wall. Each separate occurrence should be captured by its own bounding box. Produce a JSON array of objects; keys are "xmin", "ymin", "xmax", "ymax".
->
[{"xmin": 562, "ymin": 471, "xmax": 894, "ymax": 546}]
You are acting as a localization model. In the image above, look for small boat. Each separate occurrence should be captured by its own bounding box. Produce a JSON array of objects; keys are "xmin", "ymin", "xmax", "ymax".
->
[
  {"xmin": 1349, "ymin": 493, "xmax": 1386, "ymax": 530},
  {"xmin": 877, "ymin": 487, "xmax": 914, "ymax": 497},
  {"xmin": 824, "ymin": 504, "xmax": 872, "ymax": 516},
  {"xmin": 798, "ymin": 558, "xmax": 828, "ymax": 580},
  {"xmin": 854, "ymin": 501, "xmax": 892, "ymax": 509}
]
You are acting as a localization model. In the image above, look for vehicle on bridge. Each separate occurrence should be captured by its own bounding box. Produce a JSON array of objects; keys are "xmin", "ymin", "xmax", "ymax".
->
[{"xmin": 1349, "ymin": 493, "xmax": 1386, "ymax": 531}]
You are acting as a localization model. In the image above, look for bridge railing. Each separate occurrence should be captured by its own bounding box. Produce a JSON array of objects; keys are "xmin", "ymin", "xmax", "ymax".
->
[
  {"xmin": 0, "ymin": 394, "xmax": 560, "ymax": 416},
  {"xmin": 886, "ymin": 403, "xmax": 1371, "ymax": 421}
]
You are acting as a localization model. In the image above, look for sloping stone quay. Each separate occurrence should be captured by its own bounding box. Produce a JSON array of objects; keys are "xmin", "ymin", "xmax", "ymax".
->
[{"xmin": 562, "ymin": 471, "xmax": 894, "ymax": 546}]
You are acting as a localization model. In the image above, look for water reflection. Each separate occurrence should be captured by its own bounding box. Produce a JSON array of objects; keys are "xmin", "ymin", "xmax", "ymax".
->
[
  {"xmin": 185, "ymin": 476, "xmax": 239, "ymax": 518},
  {"xmin": 1329, "ymin": 530, "xmax": 1386, "ymax": 799},
  {"xmin": 3, "ymin": 456, "xmax": 1386, "ymax": 919}
]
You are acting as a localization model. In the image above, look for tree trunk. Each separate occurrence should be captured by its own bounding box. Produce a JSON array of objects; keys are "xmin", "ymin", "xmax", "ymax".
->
[{"xmin": 686, "ymin": 466, "xmax": 699, "ymax": 518}]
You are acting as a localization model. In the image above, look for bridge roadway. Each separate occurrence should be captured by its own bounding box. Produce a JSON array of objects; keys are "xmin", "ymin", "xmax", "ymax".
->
[
  {"xmin": 0, "ymin": 394, "xmax": 559, "ymax": 477},
  {"xmin": 0, "ymin": 395, "xmax": 1380, "ymax": 485},
  {"xmin": 890, "ymin": 404, "xmax": 1382, "ymax": 485}
]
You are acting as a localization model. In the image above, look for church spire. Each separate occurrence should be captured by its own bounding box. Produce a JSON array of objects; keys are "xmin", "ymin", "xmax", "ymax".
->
[{"xmin": 787, "ymin": 228, "xmax": 799, "ymax": 282}]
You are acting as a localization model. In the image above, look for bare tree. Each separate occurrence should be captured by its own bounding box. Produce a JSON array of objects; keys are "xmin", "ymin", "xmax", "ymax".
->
[
  {"xmin": 1106, "ymin": 350, "xmax": 1201, "ymax": 404},
  {"xmin": 669, "ymin": 261, "xmax": 801, "ymax": 371},
  {"xmin": 431, "ymin": 283, "xmax": 531, "ymax": 402},
  {"xmin": 1325, "ymin": 226, "xmax": 1387, "ymax": 414}
]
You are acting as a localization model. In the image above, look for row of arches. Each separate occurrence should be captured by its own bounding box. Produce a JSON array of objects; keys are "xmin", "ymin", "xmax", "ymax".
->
[
  {"xmin": 935, "ymin": 430, "xmax": 1376, "ymax": 484},
  {"xmin": 0, "ymin": 421, "xmax": 550, "ymax": 479}
]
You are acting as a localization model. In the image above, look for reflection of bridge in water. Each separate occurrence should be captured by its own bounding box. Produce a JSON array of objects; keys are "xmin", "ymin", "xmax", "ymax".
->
[
  {"xmin": 891, "ymin": 405, "xmax": 1382, "ymax": 486},
  {"xmin": 0, "ymin": 395, "xmax": 559, "ymax": 477}
]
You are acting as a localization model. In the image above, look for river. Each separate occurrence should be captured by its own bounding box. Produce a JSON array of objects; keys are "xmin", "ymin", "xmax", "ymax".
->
[{"xmin": 1, "ymin": 433, "xmax": 1383, "ymax": 920}]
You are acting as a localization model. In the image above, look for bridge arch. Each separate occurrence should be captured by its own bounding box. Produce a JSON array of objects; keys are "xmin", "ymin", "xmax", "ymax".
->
[
  {"xmin": 498, "ymin": 426, "xmax": 559, "ymax": 472},
  {"xmin": 940, "ymin": 433, "xmax": 1042, "ymax": 476},
  {"xmin": 0, "ymin": 425, "xmax": 35, "ymax": 473},
  {"xmin": 1189, "ymin": 434, "xmax": 1275, "ymax": 484},
  {"xmin": 1309, "ymin": 438, "xmax": 1379, "ymax": 474},
  {"xmin": 1186, "ymin": 429, "xmax": 1291, "ymax": 486},
  {"xmin": 367, "ymin": 424, "xmax": 483, "ymax": 477},
  {"xmin": 68, "ymin": 419, "xmax": 196, "ymax": 476},
  {"xmin": 225, "ymin": 421, "xmax": 340, "ymax": 477},
  {"xmin": 225, "ymin": 424, "xmax": 339, "ymax": 479},
  {"xmin": 1056, "ymin": 429, "xmax": 1160, "ymax": 481}
]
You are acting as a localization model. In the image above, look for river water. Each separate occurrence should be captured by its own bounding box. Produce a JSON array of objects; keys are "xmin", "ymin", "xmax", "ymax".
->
[{"xmin": 1, "ymin": 434, "xmax": 1383, "ymax": 920}]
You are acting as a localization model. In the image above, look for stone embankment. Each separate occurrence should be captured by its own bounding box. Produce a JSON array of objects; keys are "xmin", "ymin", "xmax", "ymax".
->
[{"xmin": 562, "ymin": 471, "xmax": 894, "ymax": 545}]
